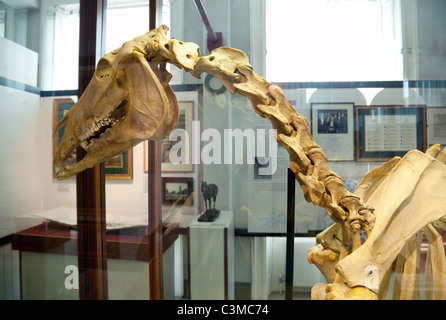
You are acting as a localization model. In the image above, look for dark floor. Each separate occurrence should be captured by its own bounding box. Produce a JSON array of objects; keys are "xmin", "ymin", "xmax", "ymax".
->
[
  {"xmin": 234, "ymin": 283, "xmax": 311, "ymax": 300},
  {"xmin": 267, "ymin": 291, "xmax": 311, "ymax": 300}
]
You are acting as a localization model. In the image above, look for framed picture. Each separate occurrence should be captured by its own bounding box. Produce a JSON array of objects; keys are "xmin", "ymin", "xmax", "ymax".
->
[
  {"xmin": 53, "ymin": 98, "xmax": 77, "ymax": 172},
  {"xmin": 356, "ymin": 105, "xmax": 426, "ymax": 161},
  {"xmin": 104, "ymin": 151, "xmax": 133, "ymax": 180},
  {"xmin": 162, "ymin": 177, "xmax": 194, "ymax": 205},
  {"xmin": 427, "ymin": 107, "xmax": 446, "ymax": 146},
  {"xmin": 311, "ymin": 102, "xmax": 355, "ymax": 161},
  {"xmin": 144, "ymin": 100, "xmax": 194, "ymax": 173},
  {"xmin": 53, "ymin": 98, "xmax": 133, "ymax": 179}
]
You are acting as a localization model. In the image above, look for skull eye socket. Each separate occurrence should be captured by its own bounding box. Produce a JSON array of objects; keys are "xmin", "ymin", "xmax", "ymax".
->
[
  {"xmin": 96, "ymin": 58, "xmax": 113, "ymax": 80},
  {"xmin": 116, "ymin": 74, "xmax": 127, "ymax": 88}
]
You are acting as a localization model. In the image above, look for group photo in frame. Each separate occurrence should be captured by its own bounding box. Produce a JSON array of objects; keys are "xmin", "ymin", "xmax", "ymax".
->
[
  {"xmin": 311, "ymin": 102, "xmax": 355, "ymax": 161},
  {"xmin": 144, "ymin": 100, "xmax": 194, "ymax": 173},
  {"xmin": 356, "ymin": 105, "xmax": 426, "ymax": 161},
  {"xmin": 53, "ymin": 98, "xmax": 133, "ymax": 180}
]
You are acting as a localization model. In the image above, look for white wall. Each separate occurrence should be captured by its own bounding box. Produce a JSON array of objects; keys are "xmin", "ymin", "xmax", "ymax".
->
[
  {"xmin": 0, "ymin": 36, "xmax": 38, "ymax": 86},
  {"xmin": 0, "ymin": 34, "xmax": 41, "ymax": 234}
]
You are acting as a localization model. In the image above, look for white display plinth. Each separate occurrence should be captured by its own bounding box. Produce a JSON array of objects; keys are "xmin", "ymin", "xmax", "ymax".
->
[{"xmin": 188, "ymin": 211, "xmax": 234, "ymax": 300}]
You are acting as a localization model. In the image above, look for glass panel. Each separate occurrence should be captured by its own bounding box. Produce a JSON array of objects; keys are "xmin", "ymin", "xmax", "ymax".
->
[
  {"xmin": 101, "ymin": 0, "xmax": 152, "ymax": 300},
  {"xmin": 0, "ymin": 0, "xmax": 80, "ymax": 300},
  {"xmin": 158, "ymin": 0, "xmax": 446, "ymax": 301},
  {"xmin": 104, "ymin": 0, "xmax": 150, "ymax": 52},
  {"xmin": 266, "ymin": 0, "xmax": 404, "ymax": 82},
  {"xmin": 0, "ymin": 9, "xmax": 5, "ymax": 37},
  {"xmin": 1, "ymin": 0, "xmax": 445, "ymax": 302},
  {"xmin": 161, "ymin": 0, "xmax": 281, "ymax": 300}
]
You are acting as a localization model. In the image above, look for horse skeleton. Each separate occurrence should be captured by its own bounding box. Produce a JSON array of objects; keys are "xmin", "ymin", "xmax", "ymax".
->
[{"xmin": 54, "ymin": 25, "xmax": 446, "ymax": 299}]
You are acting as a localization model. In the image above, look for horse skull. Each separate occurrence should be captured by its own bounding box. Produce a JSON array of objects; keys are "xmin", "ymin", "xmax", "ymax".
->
[{"xmin": 54, "ymin": 25, "xmax": 181, "ymax": 180}]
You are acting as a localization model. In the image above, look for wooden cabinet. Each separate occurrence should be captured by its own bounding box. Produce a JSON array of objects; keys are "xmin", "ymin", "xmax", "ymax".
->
[{"xmin": 12, "ymin": 222, "xmax": 178, "ymax": 299}]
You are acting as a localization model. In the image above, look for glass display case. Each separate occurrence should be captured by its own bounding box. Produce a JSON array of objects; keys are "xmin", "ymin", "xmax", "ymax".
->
[{"xmin": 1, "ymin": 0, "xmax": 446, "ymax": 303}]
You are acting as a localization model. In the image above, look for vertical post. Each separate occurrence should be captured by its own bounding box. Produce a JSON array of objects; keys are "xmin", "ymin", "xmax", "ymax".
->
[
  {"xmin": 76, "ymin": 0, "xmax": 108, "ymax": 300},
  {"xmin": 285, "ymin": 168, "xmax": 296, "ymax": 300},
  {"xmin": 147, "ymin": 140, "xmax": 164, "ymax": 300},
  {"xmin": 148, "ymin": 0, "xmax": 164, "ymax": 300}
]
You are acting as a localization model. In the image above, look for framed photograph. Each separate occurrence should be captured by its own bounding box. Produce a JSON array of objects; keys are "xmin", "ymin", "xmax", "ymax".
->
[
  {"xmin": 427, "ymin": 107, "xmax": 446, "ymax": 146},
  {"xmin": 162, "ymin": 177, "xmax": 194, "ymax": 205},
  {"xmin": 53, "ymin": 98, "xmax": 133, "ymax": 179},
  {"xmin": 104, "ymin": 151, "xmax": 133, "ymax": 180},
  {"xmin": 356, "ymin": 105, "xmax": 426, "ymax": 161},
  {"xmin": 144, "ymin": 100, "xmax": 194, "ymax": 173},
  {"xmin": 311, "ymin": 102, "xmax": 355, "ymax": 161}
]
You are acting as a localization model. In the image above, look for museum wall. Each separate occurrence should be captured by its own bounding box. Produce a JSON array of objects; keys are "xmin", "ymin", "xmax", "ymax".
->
[
  {"xmin": 0, "ymin": 27, "xmax": 40, "ymax": 299},
  {"xmin": 0, "ymin": 36, "xmax": 40, "ymax": 236}
]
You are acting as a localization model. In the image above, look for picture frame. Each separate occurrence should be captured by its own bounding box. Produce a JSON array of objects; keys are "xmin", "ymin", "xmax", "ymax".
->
[
  {"xmin": 426, "ymin": 107, "xmax": 446, "ymax": 146},
  {"xmin": 311, "ymin": 102, "xmax": 355, "ymax": 161},
  {"xmin": 53, "ymin": 98, "xmax": 133, "ymax": 179},
  {"xmin": 53, "ymin": 98, "xmax": 77, "ymax": 173},
  {"xmin": 144, "ymin": 100, "xmax": 194, "ymax": 173},
  {"xmin": 162, "ymin": 177, "xmax": 194, "ymax": 205},
  {"xmin": 356, "ymin": 105, "xmax": 426, "ymax": 161},
  {"xmin": 104, "ymin": 151, "xmax": 133, "ymax": 180}
]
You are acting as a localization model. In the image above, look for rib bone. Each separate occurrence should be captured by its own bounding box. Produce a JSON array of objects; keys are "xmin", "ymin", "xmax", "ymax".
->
[{"xmin": 336, "ymin": 150, "xmax": 446, "ymax": 293}]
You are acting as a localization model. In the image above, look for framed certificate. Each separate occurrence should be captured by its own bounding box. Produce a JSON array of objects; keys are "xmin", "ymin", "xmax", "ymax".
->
[
  {"xmin": 356, "ymin": 105, "xmax": 426, "ymax": 161},
  {"xmin": 311, "ymin": 102, "xmax": 355, "ymax": 161}
]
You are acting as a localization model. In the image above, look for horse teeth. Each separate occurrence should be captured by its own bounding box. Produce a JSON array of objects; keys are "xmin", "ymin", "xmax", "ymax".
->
[{"xmin": 80, "ymin": 141, "xmax": 88, "ymax": 150}]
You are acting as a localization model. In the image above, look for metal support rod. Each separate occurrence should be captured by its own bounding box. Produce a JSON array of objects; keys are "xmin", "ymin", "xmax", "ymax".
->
[
  {"xmin": 285, "ymin": 168, "xmax": 296, "ymax": 300},
  {"xmin": 193, "ymin": 0, "xmax": 218, "ymax": 42}
]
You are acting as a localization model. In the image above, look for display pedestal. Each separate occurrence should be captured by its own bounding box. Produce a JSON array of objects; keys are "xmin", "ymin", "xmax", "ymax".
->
[{"xmin": 188, "ymin": 211, "xmax": 234, "ymax": 300}]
